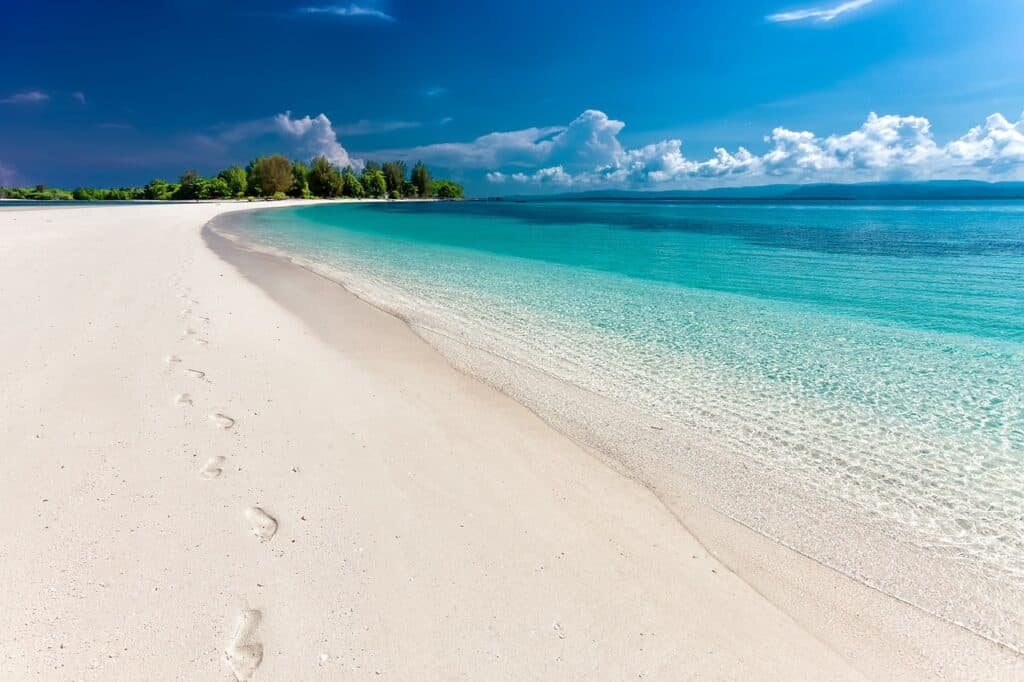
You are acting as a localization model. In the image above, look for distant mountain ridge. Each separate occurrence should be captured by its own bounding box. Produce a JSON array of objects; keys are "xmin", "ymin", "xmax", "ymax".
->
[{"xmin": 505, "ymin": 180, "xmax": 1024, "ymax": 201}]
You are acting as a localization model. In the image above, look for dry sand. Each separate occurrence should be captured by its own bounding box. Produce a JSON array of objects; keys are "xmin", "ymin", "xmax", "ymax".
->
[{"xmin": 0, "ymin": 202, "xmax": 1018, "ymax": 680}]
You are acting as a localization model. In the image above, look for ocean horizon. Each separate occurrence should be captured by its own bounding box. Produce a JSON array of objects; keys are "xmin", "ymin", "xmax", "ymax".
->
[{"xmin": 218, "ymin": 198, "xmax": 1024, "ymax": 651}]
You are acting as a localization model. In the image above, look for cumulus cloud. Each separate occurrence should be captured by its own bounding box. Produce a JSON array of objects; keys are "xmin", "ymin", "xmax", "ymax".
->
[
  {"xmin": 273, "ymin": 112, "xmax": 358, "ymax": 168},
  {"xmin": 397, "ymin": 110, "xmax": 628, "ymax": 171},
  {"xmin": 300, "ymin": 4, "xmax": 394, "ymax": 21},
  {"xmin": 0, "ymin": 90, "xmax": 49, "ymax": 104},
  {"xmin": 214, "ymin": 111, "xmax": 360, "ymax": 169},
  {"xmin": 487, "ymin": 166, "xmax": 576, "ymax": 186},
  {"xmin": 472, "ymin": 109, "xmax": 1024, "ymax": 188},
  {"xmin": 946, "ymin": 113, "xmax": 1024, "ymax": 173},
  {"xmin": 767, "ymin": 0, "xmax": 875, "ymax": 23}
]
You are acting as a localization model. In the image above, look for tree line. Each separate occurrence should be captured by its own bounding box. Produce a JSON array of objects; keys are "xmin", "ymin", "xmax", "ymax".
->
[{"xmin": 0, "ymin": 155, "xmax": 464, "ymax": 201}]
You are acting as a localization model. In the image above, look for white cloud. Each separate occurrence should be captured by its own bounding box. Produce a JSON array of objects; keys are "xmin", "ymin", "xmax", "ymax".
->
[
  {"xmin": 548, "ymin": 110, "xmax": 627, "ymax": 167},
  {"xmin": 72, "ymin": 91, "xmax": 86, "ymax": 104},
  {"xmin": 693, "ymin": 146, "xmax": 759, "ymax": 177},
  {"xmin": 487, "ymin": 166, "xmax": 576, "ymax": 186},
  {"xmin": 767, "ymin": 0, "xmax": 875, "ymax": 23},
  {"xmin": 273, "ymin": 112, "xmax": 359, "ymax": 169},
  {"xmin": 394, "ymin": 110, "xmax": 628, "ymax": 171},
  {"xmin": 300, "ymin": 4, "xmax": 394, "ymax": 21},
  {"xmin": 396, "ymin": 125, "xmax": 565, "ymax": 168},
  {"xmin": 0, "ymin": 90, "xmax": 49, "ymax": 104},
  {"xmin": 473, "ymin": 109, "xmax": 1024, "ymax": 189},
  {"xmin": 946, "ymin": 113, "xmax": 1024, "ymax": 173},
  {"xmin": 822, "ymin": 112, "xmax": 937, "ymax": 169},
  {"xmin": 211, "ymin": 111, "xmax": 361, "ymax": 169}
]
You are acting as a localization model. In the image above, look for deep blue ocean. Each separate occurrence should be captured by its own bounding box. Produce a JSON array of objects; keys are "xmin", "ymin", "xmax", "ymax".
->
[{"xmin": 225, "ymin": 199, "xmax": 1024, "ymax": 648}]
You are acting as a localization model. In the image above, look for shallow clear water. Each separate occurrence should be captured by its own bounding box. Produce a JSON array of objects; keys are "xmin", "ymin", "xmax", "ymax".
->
[{"xmin": 224, "ymin": 199, "xmax": 1024, "ymax": 648}]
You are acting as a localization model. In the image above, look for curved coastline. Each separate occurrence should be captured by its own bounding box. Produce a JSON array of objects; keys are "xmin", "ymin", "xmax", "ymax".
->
[{"xmin": 207, "ymin": 204, "xmax": 1024, "ymax": 677}]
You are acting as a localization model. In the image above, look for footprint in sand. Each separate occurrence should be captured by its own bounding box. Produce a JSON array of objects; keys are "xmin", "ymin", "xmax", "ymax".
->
[
  {"xmin": 200, "ymin": 456, "xmax": 225, "ymax": 479},
  {"xmin": 182, "ymin": 329, "xmax": 209, "ymax": 345},
  {"xmin": 245, "ymin": 507, "xmax": 278, "ymax": 541},
  {"xmin": 210, "ymin": 413, "xmax": 235, "ymax": 430},
  {"xmin": 185, "ymin": 368, "xmax": 206, "ymax": 380},
  {"xmin": 174, "ymin": 393, "xmax": 193, "ymax": 406},
  {"xmin": 225, "ymin": 609, "xmax": 263, "ymax": 681}
]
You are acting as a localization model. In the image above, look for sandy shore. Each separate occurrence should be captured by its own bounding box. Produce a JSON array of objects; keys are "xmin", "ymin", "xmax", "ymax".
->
[{"xmin": 0, "ymin": 202, "xmax": 1018, "ymax": 680}]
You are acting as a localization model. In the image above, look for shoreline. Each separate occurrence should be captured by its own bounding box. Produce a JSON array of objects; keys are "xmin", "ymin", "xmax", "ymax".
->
[
  {"xmin": 0, "ymin": 201, "xmax": 1018, "ymax": 679},
  {"xmin": 208, "ymin": 205, "xmax": 1024, "ymax": 677}
]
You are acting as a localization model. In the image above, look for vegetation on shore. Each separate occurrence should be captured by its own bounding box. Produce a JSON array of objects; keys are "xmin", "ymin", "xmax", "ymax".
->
[{"xmin": 0, "ymin": 155, "xmax": 464, "ymax": 201}]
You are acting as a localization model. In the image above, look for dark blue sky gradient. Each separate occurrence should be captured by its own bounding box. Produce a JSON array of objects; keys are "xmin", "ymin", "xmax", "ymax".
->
[{"xmin": 1, "ymin": 0, "xmax": 1022, "ymax": 190}]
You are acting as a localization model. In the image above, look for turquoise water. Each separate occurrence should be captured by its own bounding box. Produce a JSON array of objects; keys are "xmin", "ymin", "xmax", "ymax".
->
[{"xmin": 222, "ymin": 200, "xmax": 1024, "ymax": 648}]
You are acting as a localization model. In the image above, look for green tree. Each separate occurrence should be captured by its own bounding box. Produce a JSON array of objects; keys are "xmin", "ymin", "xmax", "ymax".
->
[
  {"xmin": 204, "ymin": 177, "xmax": 232, "ymax": 199},
  {"xmin": 174, "ymin": 170, "xmax": 202, "ymax": 200},
  {"xmin": 410, "ymin": 161, "xmax": 431, "ymax": 197},
  {"xmin": 102, "ymin": 188, "xmax": 126, "ymax": 200},
  {"xmin": 72, "ymin": 187, "xmax": 100, "ymax": 200},
  {"xmin": 308, "ymin": 155, "xmax": 343, "ymax": 198},
  {"xmin": 360, "ymin": 168, "xmax": 387, "ymax": 198},
  {"xmin": 381, "ymin": 160, "xmax": 406, "ymax": 195},
  {"xmin": 289, "ymin": 161, "xmax": 310, "ymax": 198},
  {"xmin": 217, "ymin": 166, "xmax": 248, "ymax": 197},
  {"xmin": 247, "ymin": 155, "xmax": 293, "ymax": 196},
  {"xmin": 431, "ymin": 179, "xmax": 464, "ymax": 199},
  {"xmin": 143, "ymin": 179, "xmax": 175, "ymax": 200},
  {"xmin": 341, "ymin": 167, "xmax": 364, "ymax": 198}
]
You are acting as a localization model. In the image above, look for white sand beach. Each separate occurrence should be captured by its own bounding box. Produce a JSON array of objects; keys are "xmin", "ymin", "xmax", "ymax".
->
[{"xmin": 0, "ymin": 202, "xmax": 1019, "ymax": 680}]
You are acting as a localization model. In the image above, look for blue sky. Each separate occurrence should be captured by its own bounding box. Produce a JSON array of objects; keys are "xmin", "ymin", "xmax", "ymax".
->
[{"xmin": 1, "ymin": 0, "xmax": 1023, "ymax": 194}]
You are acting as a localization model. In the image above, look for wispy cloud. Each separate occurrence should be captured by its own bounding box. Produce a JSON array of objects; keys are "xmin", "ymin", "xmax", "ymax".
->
[
  {"xmin": 72, "ymin": 91, "xmax": 86, "ymax": 104},
  {"xmin": 767, "ymin": 0, "xmax": 875, "ymax": 23},
  {"xmin": 422, "ymin": 86, "xmax": 446, "ymax": 97},
  {"xmin": 334, "ymin": 119, "xmax": 420, "ymax": 136},
  {"xmin": 0, "ymin": 161, "xmax": 18, "ymax": 185},
  {"xmin": 300, "ymin": 4, "xmax": 394, "ymax": 21},
  {"xmin": 0, "ymin": 90, "xmax": 49, "ymax": 104}
]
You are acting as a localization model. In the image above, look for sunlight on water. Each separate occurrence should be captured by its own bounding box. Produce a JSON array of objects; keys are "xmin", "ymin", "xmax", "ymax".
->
[{"xmin": 221, "ymin": 199, "xmax": 1024, "ymax": 648}]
